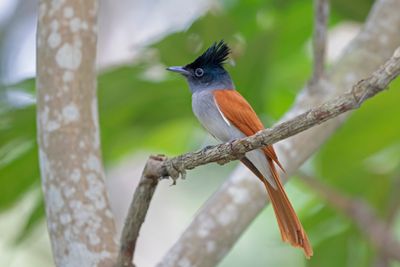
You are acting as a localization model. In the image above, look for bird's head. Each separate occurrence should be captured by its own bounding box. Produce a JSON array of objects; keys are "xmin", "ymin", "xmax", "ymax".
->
[{"xmin": 167, "ymin": 40, "xmax": 233, "ymax": 93}]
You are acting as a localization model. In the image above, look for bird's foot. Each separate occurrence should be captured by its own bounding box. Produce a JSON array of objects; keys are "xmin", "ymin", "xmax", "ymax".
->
[
  {"xmin": 217, "ymin": 139, "xmax": 245, "ymax": 165},
  {"xmin": 201, "ymin": 145, "xmax": 215, "ymax": 153},
  {"xmin": 164, "ymin": 159, "xmax": 186, "ymax": 186},
  {"xmin": 230, "ymin": 139, "xmax": 246, "ymax": 158}
]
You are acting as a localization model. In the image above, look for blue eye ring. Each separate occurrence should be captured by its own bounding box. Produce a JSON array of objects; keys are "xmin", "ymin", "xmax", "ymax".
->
[{"xmin": 194, "ymin": 68, "xmax": 204, "ymax": 77}]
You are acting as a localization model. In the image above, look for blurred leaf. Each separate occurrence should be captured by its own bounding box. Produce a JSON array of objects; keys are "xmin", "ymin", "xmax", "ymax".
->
[
  {"xmin": 0, "ymin": 87, "xmax": 38, "ymax": 211},
  {"xmin": 307, "ymin": 227, "xmax": 372, "ymax": 267},
  {"xmin": 15, "ymin": 192, "xmax": 45, "ymax": 243},
  {"xmin": 98, "ymin": 66, "xmax": 194, "ymax": 162},
  {"xmin": 331, "ymin": 0, "xmax": 374, "ymax": 21}
]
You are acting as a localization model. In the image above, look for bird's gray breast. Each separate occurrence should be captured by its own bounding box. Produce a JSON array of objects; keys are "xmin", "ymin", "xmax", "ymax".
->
[
  {"xmin": 191, "ymin": 90, "xmax": 244, "ymax": 142},
  {"xmin": 191, "ymin": 89, "xmax": 277, "ymax": 188}
]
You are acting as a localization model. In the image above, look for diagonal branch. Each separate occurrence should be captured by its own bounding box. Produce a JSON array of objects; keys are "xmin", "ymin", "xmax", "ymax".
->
[
  {"xmin": 116, "ymin": 47, "xmax": 400, "ymax": 266},
  {"xmin": 116, "ymin": 155, "xmax": 163, "ymax": 267}
]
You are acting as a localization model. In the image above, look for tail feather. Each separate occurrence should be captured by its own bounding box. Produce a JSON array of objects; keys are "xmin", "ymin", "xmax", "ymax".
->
[
  {"xmin": 263, "ymin": 160, "xmax": 313, "ymax": 258},
  {"xmin": 241, "ymin": 157, "xmax": 313, "ymax": 259}
]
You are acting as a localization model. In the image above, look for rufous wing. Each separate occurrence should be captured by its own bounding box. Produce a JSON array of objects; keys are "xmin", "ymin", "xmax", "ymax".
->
[
  {"xmin": 213, "ymin": 89, "xmax": 283, "ymax": 170},
  {"xmin": 213, "ymin": 89, "xmax": 313, "ymax": 258}
]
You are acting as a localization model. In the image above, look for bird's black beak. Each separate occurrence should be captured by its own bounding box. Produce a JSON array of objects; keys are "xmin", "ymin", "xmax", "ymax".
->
[{"xmin": 166, "ymin": 66, "xmax": 191, "ymax": 76}]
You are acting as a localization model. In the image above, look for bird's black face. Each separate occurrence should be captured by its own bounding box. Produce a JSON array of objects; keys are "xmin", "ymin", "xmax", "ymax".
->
[
  {"xmin": 185, "ymin": 65, "xmax": 216, "ymax": 85},
  {"xmin": 167, "ymin": 41, "xmax": 233, "ymax": 93}
]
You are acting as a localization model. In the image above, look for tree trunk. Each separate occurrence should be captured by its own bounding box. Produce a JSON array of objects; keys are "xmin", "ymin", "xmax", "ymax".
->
[{"xmin": 36, "ymin": 1, "xmax": 117, "ymax": 266}]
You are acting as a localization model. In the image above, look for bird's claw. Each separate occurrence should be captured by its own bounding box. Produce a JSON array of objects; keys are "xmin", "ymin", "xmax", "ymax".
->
[
  {"xmin": 201, "ymin": 144, "xmax": 229, "ymax": 165},
  {"xmin": 164, "ymin": 160, "xmax": 186, "ymax": 186},
  {"xmin": 201, "ymin": 145, "xmax": 214, "ymax": 154},
  {"xmin": 228, "ymin": 139, "xmax": 245, "ymax": 159},
  {"xmin": 217, "ymin": 140, "xmax": 245, "ymax": 165}
]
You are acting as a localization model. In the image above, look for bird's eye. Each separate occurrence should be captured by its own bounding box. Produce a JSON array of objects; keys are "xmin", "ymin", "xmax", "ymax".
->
[{"xmin": 194, "ymin": 68, "xmax": 204, "ymax": 77}]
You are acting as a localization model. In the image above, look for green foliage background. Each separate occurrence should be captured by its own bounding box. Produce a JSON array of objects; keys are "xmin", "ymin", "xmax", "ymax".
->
[{"xmin": 2, "ymin": 0, "xmax": 400, "ymax": 266}]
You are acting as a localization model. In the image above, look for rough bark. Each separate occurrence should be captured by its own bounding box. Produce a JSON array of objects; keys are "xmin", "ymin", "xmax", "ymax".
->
[
  {"xmin": 36, "ymin": 1, "xmax": 117, "ymax": 266},
  {"xmin": 157, "ymin": 0, "xmax": 400, "ymax": 266}
]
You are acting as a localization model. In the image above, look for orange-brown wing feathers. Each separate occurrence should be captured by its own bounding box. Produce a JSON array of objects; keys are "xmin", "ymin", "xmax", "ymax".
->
[
  {"xmin": 213, "ymin": 89, "xmax": 283, "ymax": 170},
  {"xmin": 213, "ymin": 89, "xmax": 313, "ymax": 258}
]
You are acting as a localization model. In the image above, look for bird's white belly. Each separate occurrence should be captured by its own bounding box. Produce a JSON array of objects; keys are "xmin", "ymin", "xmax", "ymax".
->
[
  {"xmin": 192, "ymin": 90, "xmax": 242, "ymax": 142},
  {"xmin": 192, "ymin": 90, "xmax": 276, "ymax": 187}
]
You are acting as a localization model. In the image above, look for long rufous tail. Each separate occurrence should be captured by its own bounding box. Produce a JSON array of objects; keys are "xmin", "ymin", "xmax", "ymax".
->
[{"xmin": 241, "ymin": 157, "xmax": 313, "ymax": 258}]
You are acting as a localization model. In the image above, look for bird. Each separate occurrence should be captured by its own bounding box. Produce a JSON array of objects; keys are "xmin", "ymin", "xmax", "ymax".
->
[{"xmin": 166, "ymin": 40, "xmax": 313, "ymax": 258}]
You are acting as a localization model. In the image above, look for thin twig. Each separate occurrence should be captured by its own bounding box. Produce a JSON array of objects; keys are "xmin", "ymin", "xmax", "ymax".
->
[
  {"xmin": 117, "ymin": 47, "xmax": 400, "ymax": 266},
  {"xmin": 310, "ymin": 0, "xmax": 329, "ymax": 87},
  {"xmin": 115, "ymin": 155, "xmax": 164, "ymax": 267},
  {"xmin": 298, "ymin": 172, "xmax": 400, "ymax": 261}
]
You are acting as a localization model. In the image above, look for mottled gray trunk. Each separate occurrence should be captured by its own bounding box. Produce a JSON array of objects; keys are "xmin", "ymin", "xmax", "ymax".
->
[{"xmin": 36, "ymin": 1, "xmax": 117, "ymax": 266}]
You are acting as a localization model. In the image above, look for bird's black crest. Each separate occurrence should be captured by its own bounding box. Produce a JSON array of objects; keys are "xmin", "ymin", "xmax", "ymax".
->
[{"xmin": 186, "ymin": 40, "xmax": 230, "ymax": 69}]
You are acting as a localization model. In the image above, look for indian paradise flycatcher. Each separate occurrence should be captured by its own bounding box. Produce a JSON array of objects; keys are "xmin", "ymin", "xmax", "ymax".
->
[{"xmin": 167, "ymin": 41, "xmax": 313, "ymax": 258}]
